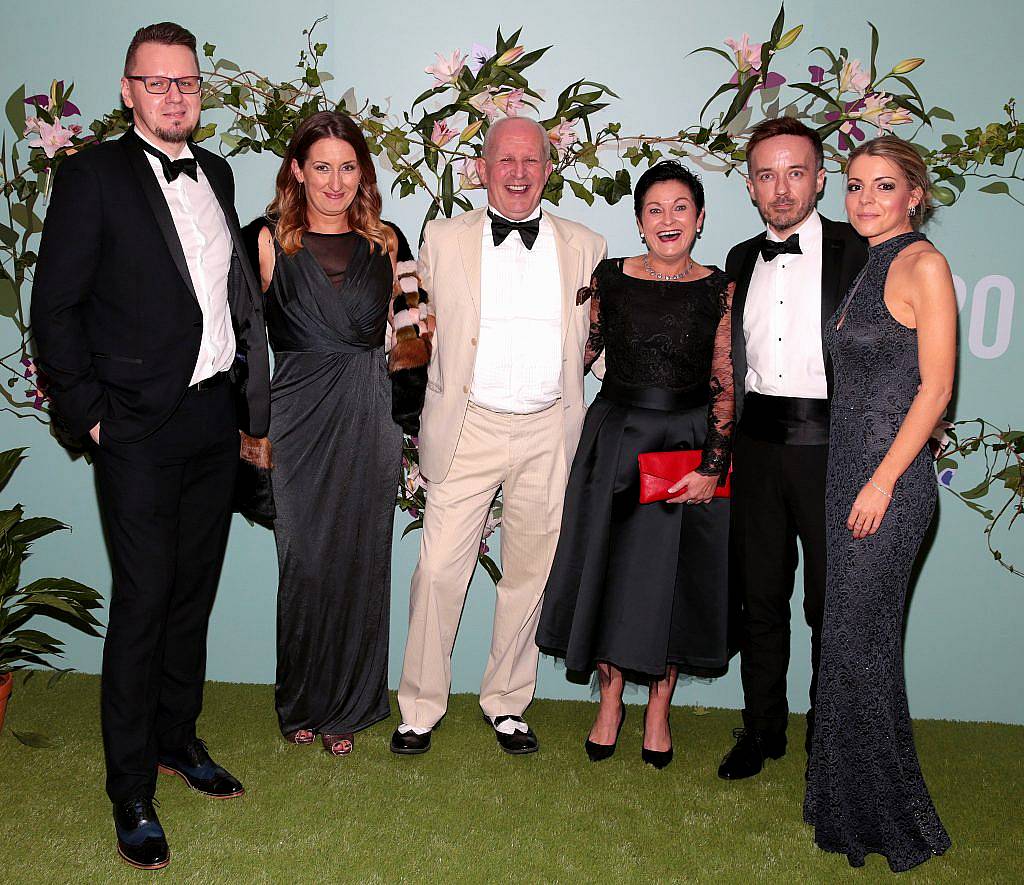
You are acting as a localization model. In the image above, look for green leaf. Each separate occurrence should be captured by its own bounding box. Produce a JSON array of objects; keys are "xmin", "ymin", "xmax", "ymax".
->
[
  {"xmin": 568, "ymin": 179, "xmax": 595, "ymax": 206},
  {"xmin": 868, "ymin": 21, "xmax": 880, "ymax": 85},
  {"xmin": 0, "ymin": 222, "xmax": 18, "ymax": 248},
  {"xmin": 0, "ymin": 449, "xmax": 27, "ymax": 494},
  {"xmin": 11, "ymin": 730, "xmax": 55, "ymax": 749},
  {"xmin": 769, "ymin": 4, "xmax": 786, "ymax": 44},
  {"xmin": 479, "ymin": 553, "xmax": 503, "ymax": 585},
  {"xmin": 960, "ymin": 478, "xmax": 992, "ymax": 500},
  {"xmin": 929, "ymin": 106, "xmax": 955, "ymax": 121},
  {"xmin": 978, "ymin": 181, "xmax": 1010, "ymax": 195},
  {"xmin": 688, "ymin": 46, "xmax": 736, "ymax": 65},
  {"xmin": 203, "ymin": 42, "xmax": 216, "ymax": 58},
  {"xmin": 192, "ymin": 123, "xmax": 216, "ymax": 143},
  {"xmin": 0, "ymin": 277, "xmax": 18, "ymax": 318},
  {"xmin": 931, "ymin": 185, "xmax": 956, "ymax": 206},
  {"xmin": 699, "ymin": 83, "xmax": 737, "ymax": 122},
  {"xmin": 6, "ymin": 85, "xmax": 26, "ymax": 138},
  {"xmin": 10, "ymin": 202, "xmax": 43, "ymax": 234},
  {"xmin": 790, "ymin": 82, "xmax": 843, "ymax": 110},
  {"xmin": 401, "ymin": 518, "xmax": 423, "ymax": 538},
  {"xmin": 215, "ymin": 59, "xmax": 241, "ymax": 73},
  {"xmin": 721, "ymin": 76, "xmax": 759, "ymax": 128},
  {"xmin": 10, "ymin": 517, "xmax": 66, "ymax": 544}
]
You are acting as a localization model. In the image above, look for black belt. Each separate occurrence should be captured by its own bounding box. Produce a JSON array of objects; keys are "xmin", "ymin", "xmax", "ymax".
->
[
  {"xmin": 598, "ymin": 379, "xmax": 708, "ymax": 412},
  {"xmin": 739, "ymin": 392, "xmax": 829, "ymax": 445},
  {"xmin": 189, "ymin": 371, "xmax": 229, "ymax": 393}
]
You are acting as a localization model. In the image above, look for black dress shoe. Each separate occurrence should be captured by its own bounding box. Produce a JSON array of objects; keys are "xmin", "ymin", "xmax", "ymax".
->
[
  {"xmin": 158, "ymin": 738, "xmax": 244, "ymax": 798},
  {"xmin": 585, "ymin": 702, "xmax": 626, "ymax": 762},
  {"xmin": 484, "ymin": 713, "xmax": 539, "ymax": 755},
  {"xmin": 113, "ymin": 797, "xmax": 170, "ymax": 870},
  {"xmin": 390, "ymin": 726, "xmax": 432, "ymax": 755},
  {"xmin": 717, "ymin": 727, "xmax": 786, "ymax": 780},
  {"xmin": 641, "ymin": 705, "xmax": 673, "ymax": 770}
]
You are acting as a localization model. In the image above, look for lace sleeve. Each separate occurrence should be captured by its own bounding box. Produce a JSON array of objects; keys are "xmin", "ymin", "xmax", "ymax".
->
[
  {"xmin": 578, "ymin": 274, "xmax": 604, "ymax": 374},
  {"xmin": 697, "ymin": 280, "xmax": 735, "ymax": 477}
]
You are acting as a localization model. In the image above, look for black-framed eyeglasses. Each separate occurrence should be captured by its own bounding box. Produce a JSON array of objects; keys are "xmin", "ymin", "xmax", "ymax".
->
[{"xmin": 125, "ymin": 75, "xmax": 203, "ymax": 95}]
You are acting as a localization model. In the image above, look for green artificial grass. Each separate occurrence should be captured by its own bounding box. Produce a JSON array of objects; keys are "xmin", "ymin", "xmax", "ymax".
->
[{"xmin": 0, "ymin": 675, "xmax": 1020, "ymax": 883}]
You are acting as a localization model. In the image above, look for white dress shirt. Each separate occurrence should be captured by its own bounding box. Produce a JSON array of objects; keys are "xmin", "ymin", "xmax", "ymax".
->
[
  {"xmin": 742, "ymin": 210, "xmax": 826, "ymax": 398},
  {"xmin": 136, "ymin": 129, "xmax": 235, "ymax": 386},
  {"xmin": 471, "ymin": 207, "xmax": 563, "ymax": 413}
]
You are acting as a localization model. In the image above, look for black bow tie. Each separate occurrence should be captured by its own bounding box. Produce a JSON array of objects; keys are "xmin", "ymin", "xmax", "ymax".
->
[
  {"xmin": 488, "ymin": 210, "xmax": 541, "ymax": 250},
  {"xmin": 760, "ymin": 233, "xmax": 802, "ymax": 262},
  {"xmin": 135, "ymin": 133, "xmax": 198, "ymax": 183}
]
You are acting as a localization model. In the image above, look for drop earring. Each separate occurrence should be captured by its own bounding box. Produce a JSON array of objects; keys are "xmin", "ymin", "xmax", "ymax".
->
[
  {"xmin": 639, "ymin": 232, "xmax": 646, "ymax": 244},
  {"xmin": 908, "ymin": 205, "xmax": 917, "ymax": 217}
]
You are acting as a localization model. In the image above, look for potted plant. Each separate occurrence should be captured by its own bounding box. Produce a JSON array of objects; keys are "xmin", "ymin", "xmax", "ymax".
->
[{"xmin": 0, "ymin": 447, "xmax": 103, "ymax": 737}]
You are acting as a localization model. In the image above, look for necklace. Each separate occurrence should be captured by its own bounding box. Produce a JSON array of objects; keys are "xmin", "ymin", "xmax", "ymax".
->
[{"xmin": 643, "ymin": 253, "xmax": 693, "ymax": 281}]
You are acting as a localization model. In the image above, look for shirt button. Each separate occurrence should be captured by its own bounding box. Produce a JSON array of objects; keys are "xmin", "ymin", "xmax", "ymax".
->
[
  {"xmin": 463, "ymin": 385, "xmax": 469, "ymax": 394},
  {"xmin": 471, "ymin": 337, "xmax": 477, "ymax": 346}
]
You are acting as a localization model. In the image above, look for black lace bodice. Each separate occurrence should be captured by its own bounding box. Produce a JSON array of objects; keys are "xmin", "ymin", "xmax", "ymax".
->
[{"xmin": 580, "ymin": 258, "xmax": 735, "ymax": 476}]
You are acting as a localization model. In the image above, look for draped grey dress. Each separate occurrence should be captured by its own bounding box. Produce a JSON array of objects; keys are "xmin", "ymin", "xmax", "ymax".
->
[
  {"xmin": 266, "ymin": 230, "xmax": 402, "ymax": 737},
  {"xmin": 804, "ymin": 231, "xmax": 951, "ymax": 871}
]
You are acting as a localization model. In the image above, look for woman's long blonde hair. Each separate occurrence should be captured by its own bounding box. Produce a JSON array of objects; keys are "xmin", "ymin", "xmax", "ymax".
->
[{"xmin": 268, "ymin": 110, "xmax": 394, "ymax": 255}]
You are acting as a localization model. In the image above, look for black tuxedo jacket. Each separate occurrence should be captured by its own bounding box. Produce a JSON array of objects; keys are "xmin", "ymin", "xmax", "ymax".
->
[
  {"xmin": 31, "ymin": 130, "xmax": 270, "ymax": 443},
  {"xmin": 725, "ymin": 215, "xmax": 867, "ymax": 423}
]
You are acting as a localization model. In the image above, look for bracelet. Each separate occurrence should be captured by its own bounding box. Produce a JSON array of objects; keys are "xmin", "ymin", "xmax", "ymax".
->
[{"xmin": 869, "ymin": 480, "xmax": 894, "ymax": 500}]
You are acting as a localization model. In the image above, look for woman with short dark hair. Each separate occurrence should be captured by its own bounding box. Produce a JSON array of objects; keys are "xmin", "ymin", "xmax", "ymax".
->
[
  {"xmin": 537, "ymin": 161, "xmax": 735, "ymax": 768},
  {"xmin": 254, "ymin": 111, "xmax": 419, "ymax": 756}
]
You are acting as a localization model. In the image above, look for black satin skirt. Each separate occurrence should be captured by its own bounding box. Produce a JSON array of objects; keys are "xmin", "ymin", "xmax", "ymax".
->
[{"xmin": 536, "ymin": 390, "xmax": 731, "ymax": 679}]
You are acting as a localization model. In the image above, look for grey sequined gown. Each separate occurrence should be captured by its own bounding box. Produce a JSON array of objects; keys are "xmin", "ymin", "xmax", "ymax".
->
[{"xmin": 804, "ymin": 231, "xmax": 951, "ymax": 872}]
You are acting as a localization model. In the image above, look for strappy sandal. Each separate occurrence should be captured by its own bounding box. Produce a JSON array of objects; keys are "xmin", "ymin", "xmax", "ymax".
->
[
  {"xmin": 283, "ymin": 729, "xmax": 315, "ymax": 745},
  {"xmin": 322, "ymin": 733, "xmax": 354, "ymax": 756}
]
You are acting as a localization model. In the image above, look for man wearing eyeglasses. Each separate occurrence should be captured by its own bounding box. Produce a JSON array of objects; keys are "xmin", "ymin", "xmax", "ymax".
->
[{"xmin": 31, "ymin": 22, "xmax": 269, "ymax": 871}]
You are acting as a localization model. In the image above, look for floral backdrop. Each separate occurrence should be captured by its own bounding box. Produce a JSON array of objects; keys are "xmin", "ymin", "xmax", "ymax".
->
[{"xmin": 1, "ymin": 7, "xmax": 1020, "ymax": 581}]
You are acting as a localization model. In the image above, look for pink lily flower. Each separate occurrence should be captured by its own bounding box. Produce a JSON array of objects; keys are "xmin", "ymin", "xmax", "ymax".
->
[
  {"xmin": 858, "ymin": 93, "xmax": 912, "ymax": 133},
  {"xmin": 495, "ymin": 46, "xmax": 525, "ymax": 66},
  {"xmin": 27, "ymin": 119, "xmax": 75, "ymax": 158},
  {"xmin": 430, "ymin": 118, "xmax": 460, "ymax": 148},
  {"xmin": 725, "ymin": 33, "xmax": 763, "ymax": 72},
  {"xmin": 547, "ymin": 118, "xmax": 578, "ymax": 157},
  {"xmin": 425, "ymin": 49, "xmax": 467, "ymax": 87},
  {"xmin": 469, "ymin": 89, "xmax": 500, "ymax": 121},
  {"xmin": 839, "ymin": 59, "xmax": 870, "ymax": 96},
  {"xmin": 493, "ymin": 88, "xmax": 525, "ymax": 117},
  {"xmin": 457, "ymin": 157, "xmax": 483, "ymax": 190}
]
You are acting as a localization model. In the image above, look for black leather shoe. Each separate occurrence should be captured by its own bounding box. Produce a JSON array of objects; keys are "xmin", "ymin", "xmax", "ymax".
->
[
  {"xmin": 113, "ymin": 797, "xmax": 170, "ymax": 870},
  {"xmin": 390, "ymin": 726, "xmax": 432, "ymax": 755},
  {"xmin": 641, "ymin": 706, "xmax": 673, "ymax": 770},
  {"xmin": 585, "ymin": 702, "xmax": 626, "ymax": 762},
  {"xmin": 717, "ymin": 727, "xmax": 786, "ymax": 780},
  {"xmin": 484, "ymin": 713, "xmax": 539, "ymax": 755},
  {"xmin": 158, "ymin": 738, "xmax": 244, "ymax": 798}
]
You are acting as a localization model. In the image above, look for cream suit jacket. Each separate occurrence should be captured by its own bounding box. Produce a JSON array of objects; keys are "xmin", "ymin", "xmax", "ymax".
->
[{"xmin": 417, "ymin": 207, "xmax": 607, "ymax": 483}]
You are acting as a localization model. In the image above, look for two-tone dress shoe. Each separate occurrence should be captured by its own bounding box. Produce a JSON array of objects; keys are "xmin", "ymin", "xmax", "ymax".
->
[
  {"xmin": 484, "ymin": 713, "xmax": 539, "ymax": 755},
  {"xmin": 390, "ymin": 725, "xmax": 432, "ymax": 755},
  {"xmin": 717, "ymin": 727, "xmax": 786, "ymax": 780},
  {"xmin": 158, "ymin": 738, "xmax": 245, "ymax": 798},
  {"xmin": 113, "ymin": 797, "xmax": 169, "ymax": 870}
]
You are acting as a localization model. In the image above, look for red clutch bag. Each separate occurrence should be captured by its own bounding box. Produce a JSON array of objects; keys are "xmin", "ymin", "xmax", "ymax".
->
[{"xmin": 637, "ymin": 449, "xmax": 732, "ymax": 503}]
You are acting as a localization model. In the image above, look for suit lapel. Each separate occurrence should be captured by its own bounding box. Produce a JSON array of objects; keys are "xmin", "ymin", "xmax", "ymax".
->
[
  {"xmin": 122, "ymin": 134, "xmax": 198, "ymax": 304},
  {"xmin": 456, "ymin": 211, "xmax": 484, "ymax": 319},
  {"xmin": 547, "ymin": 214, "xmax": 582, "ymax": 346},
  {"xmin": 820, "ymin": 230, "xmax": 846, "ymax": 335},
  {"xmin": 731, "ymin": 235, "xmax": 762, "ymax": 416}
]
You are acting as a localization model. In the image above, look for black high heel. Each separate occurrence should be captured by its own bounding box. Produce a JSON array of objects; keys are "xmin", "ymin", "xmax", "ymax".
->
[
  {"xmin": 641, "ymin": 706, "xmax": 673, "ymax": 769},
  {"xmin": 585, "ymin": 701, "xmax": 627, "ymax": 762}
]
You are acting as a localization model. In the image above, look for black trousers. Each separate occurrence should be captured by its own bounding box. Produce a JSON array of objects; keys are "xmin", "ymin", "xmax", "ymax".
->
[
  {"xmin": 730, "ymin": 429, "xmax": 827, "ymax": 750},
  {"xmin": 93, "ymin": 381, "xmax": 237, "ymax": 803}
]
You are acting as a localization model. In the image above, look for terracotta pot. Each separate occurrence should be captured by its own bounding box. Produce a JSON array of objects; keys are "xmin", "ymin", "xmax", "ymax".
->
[{"xmin": 0, "ymin": 671, "xmax": 12, "ymax": 735}]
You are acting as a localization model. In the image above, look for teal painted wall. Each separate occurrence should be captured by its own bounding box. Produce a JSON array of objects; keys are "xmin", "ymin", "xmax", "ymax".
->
[{"xmin": 2, "ymin": 0, "xmax": 1021, "ymax": 723}]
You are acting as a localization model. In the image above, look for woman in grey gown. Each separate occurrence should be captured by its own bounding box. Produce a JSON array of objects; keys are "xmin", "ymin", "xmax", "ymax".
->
[
  {"xmin": 804, "ymin": 136, "xmax": 956, "ymax": 871},
  {"xmin": 254, "ymin": 111, "xmax": 408, "ymax": 756}
]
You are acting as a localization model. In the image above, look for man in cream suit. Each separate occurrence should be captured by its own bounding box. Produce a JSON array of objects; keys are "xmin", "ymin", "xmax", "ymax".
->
[{"xmin": 391, "ymin": 117, "xmax": 606, "ymax": 755}]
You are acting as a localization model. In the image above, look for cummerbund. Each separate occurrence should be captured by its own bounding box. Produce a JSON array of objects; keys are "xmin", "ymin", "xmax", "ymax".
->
[{"xmin": 739, "ymin": 391, "xmax": 829, "ymax": 446}]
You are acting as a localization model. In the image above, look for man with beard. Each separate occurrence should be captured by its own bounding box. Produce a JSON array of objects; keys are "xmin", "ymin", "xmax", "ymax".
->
[
  {"xmin": 31, "ymin": 22, "xmax": 269, "ymax": 869},
  {"xmin": 717, "ymin": 117, "xmax": 867, "ymax": 780}
]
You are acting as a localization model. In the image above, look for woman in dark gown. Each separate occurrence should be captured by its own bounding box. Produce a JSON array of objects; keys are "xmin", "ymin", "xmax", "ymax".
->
[
  {"xmin": 804, "ymin": 136, "xmax": 956, "ymax": 871},
  {"xmin": 255, "ymin": 112, "xmax": 407, "ymax": 756},
  {"xmin": 537, "ymin": 162, "xmax": 734, "ymax": 768}
]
